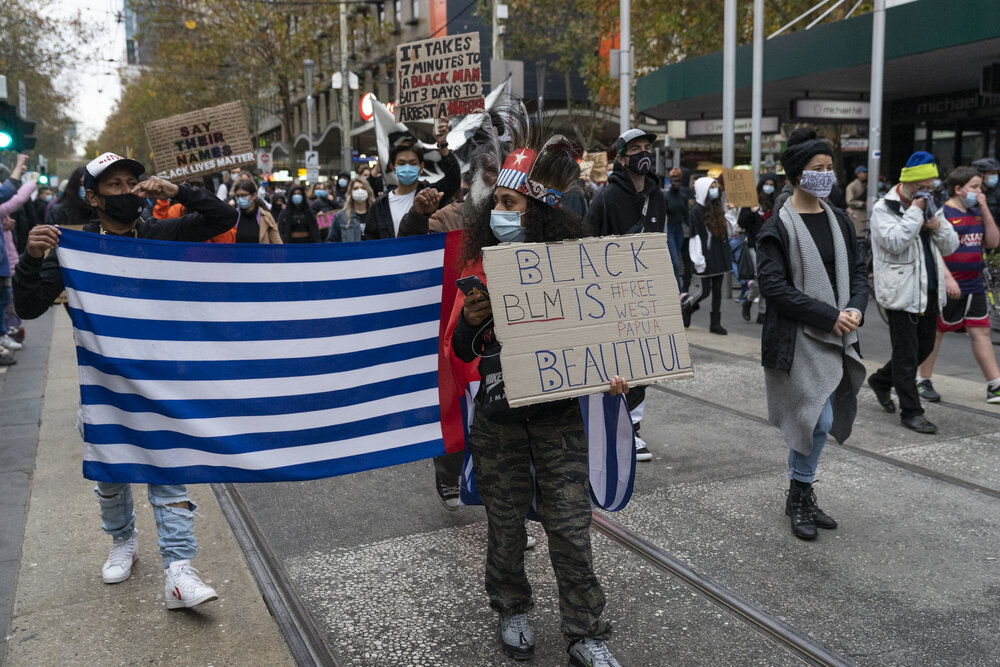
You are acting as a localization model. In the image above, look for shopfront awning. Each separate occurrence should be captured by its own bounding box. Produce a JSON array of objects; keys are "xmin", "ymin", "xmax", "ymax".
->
[{"xmin": 636, "ymin": 0, "xmax": 1000, "ymax": 122}]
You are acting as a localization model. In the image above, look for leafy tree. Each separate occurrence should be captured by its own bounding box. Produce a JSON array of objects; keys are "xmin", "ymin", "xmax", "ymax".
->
[
  {"xmin": 0, "ymin": 1, "xmax": 96, "ymax": 160},
  {"xmin": 101, "ymin": 0, "xmax": 393, "ymax": 171}
]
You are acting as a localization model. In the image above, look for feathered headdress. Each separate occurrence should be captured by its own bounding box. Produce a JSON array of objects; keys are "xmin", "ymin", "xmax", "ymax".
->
[{"xmin": 462, "ymin": 101, "xmax": 581, "ymax": 210}]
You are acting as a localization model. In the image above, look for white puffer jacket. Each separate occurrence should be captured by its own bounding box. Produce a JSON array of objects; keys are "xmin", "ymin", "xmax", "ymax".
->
[{"xmin": 870, "ymin": 186, "xmax": 959, "ymax": 314}]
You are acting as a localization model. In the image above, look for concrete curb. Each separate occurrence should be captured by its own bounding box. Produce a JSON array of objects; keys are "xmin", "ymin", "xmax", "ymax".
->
[{"xmin": 3, "ymin": 309, "xmax": 293, "ymax": 666}]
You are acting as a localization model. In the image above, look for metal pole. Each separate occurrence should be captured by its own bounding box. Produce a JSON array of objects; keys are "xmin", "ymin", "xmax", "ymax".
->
[
  {"xmin": 619, "ymin": 0, "xmax": 631, "ymax": 134},
  {"xmin": 304, "ymin": 59, "xmax": 315, "ymax": 153},
  {"xmin": 339, "ymin": 3, "xmax": 352, "ymax": 174},
  {"xmin": 866, "ymin": 0, "xmax": 885, "ymax": 216},
  {"xmin": 751, "ymin": 0, "xmax": 764, "ymax": 177},
  {"xmin": 722, "ymin": 0, "xmax": 736, "ymax": 168}
]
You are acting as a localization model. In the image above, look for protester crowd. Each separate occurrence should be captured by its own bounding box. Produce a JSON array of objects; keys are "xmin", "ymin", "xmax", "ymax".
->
[{"xmin": 4, "ymin": 102, "xmax": 1000, "ymax": 667}]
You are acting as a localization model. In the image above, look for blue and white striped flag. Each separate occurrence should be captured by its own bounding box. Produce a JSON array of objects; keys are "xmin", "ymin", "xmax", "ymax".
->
[{"xmin": 59, "ymin": 228, "xmax": 462, "ymax": 484}]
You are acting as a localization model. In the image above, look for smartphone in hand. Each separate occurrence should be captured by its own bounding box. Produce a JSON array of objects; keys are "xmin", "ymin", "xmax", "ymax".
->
[{"xmin": 455, "ymin": 275, "xmax": 488, "ymax": 299}]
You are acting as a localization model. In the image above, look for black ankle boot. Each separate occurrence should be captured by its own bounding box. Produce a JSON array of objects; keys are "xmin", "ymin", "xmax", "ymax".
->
[
  {"xmin": 801, "ymin": 484, "xmax": 837, "ymax": 529},
  {"xmin": 709, "ymin": 311, "xmax": 728, "ymax": 335},
  {"xmin": 785, "ymin": 480, "xmax": 817, "ymax": 540}
]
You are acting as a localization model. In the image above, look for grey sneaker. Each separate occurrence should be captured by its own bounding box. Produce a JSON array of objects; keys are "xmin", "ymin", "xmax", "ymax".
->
[
  {"xmin": 568, "ymin": 638, "xmax": 621, "ymax": 667},
  {"xmin": 498, "ymin": 613, "xmax": 535, "ymax": 660},
  {"xmin": 917, "ymin": 379, "xmax": 941, "ymax": 402}
]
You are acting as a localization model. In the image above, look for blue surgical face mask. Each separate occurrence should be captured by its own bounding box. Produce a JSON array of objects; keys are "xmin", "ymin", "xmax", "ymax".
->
[
  {"xmin": 395, "ymin": 164, "xmax": 421, "ymax": 186},
  {"xmin": 963, "ymin": 191, "xmax": 978, "ymax": 208},
  {"xmin": 708, "ymin": 187, "xmax": 720, "ymax": 201},
  {"xmin": 314, "ymin": 189, "xmax": 327, "ymax": 199},
  {"xmin": 291, "ymin": 193, "xmax": 304, "ymax": 206},
  {"xmin": 237, "ymin": 196, "xmax": 252, "ymax": 210},
  {"xmin": 987, "ymin": 174, "xmax": 999, "ymax": 189},
  {"xmin": 79, "ymin": 186, "xmax": 87, "ymax": 200},
  {"xmin": 762, "ymin": 184, "xmax": 775, "ymax": 195},
  {"xmin": 490, "ymin": 209, "xmax": 526, "ymax": 243},
  {"xmin": 338, "ymin": 178, "xmax": 348, "ymax": 189},
  {"xmin": 44, "ymin": 194, "xmax": 53, "ymax": 202}
]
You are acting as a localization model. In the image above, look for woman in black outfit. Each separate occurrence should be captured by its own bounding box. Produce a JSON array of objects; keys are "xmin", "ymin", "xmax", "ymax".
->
[
  {"xmin": 755, "ymin": 129, "xmax": 867, "ymax": 540},
  {"xmin": 738, "ymin": 173, "xmax": 778, "ymax": 323},
  {"xmin": 277, "ymin": 184, "xmax": 320, "ymax": 243},
  {"xmin": 682, "ymin": 176, "xmax": 732, "ymax": 334}
]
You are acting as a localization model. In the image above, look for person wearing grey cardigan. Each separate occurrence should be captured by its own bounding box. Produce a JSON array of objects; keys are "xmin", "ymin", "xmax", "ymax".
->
[{"xmin": 756, "ymin": 129, "xmax": 868, "ymax": 541}]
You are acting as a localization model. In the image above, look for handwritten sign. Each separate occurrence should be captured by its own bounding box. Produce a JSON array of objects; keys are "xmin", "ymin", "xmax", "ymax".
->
[
  {"xmin": 481, "ymin": 233, "xmax": 693, "ymax": 407},
  {"xmin": 396, "ymin": 32, "xmax": 483, "ymax": 122},
  {"xmin": 316, "ymin": 211, "xmax": 336, "ymax": 230},
  {"xmin": 721, "ymin": 168, "xmax": 758, "ymax": 208},
  {"xmin": 145, "ymin": 101, "xmax": 256, "ymax": 182}
]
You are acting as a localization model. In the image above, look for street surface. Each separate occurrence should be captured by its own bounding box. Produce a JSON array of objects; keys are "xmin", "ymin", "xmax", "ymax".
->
[{"xmin": 2, "ymin": 293, "xmax": 999, "ymax": 666}]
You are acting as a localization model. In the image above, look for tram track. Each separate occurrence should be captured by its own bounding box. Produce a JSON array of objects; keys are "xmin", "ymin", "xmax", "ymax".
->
[
  {"xmin": 591, "ymin": 513, "xmax": 856, "ymax": 667},
  {"xmin": 213, "ymin": 483, "xmax": 341, "ymax": 667},
  {"xmin": 650, "ymin": 383, "xmax": 1000, "ymax": 500}
]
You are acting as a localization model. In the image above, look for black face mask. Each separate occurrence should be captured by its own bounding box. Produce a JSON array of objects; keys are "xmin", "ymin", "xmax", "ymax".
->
[
  {"xmin": 626, "ymin": 151, "xmax": 653, "ymax": 176},
  {"xmin": 100, "ymin": 193, "xmax": 144, "ymax": 226}
]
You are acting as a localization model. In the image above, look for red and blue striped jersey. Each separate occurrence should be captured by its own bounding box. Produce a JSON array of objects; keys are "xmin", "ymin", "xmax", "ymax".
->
[{"xmin": 942, "ymin": 203, "xmax": 985, "ymax": 294}]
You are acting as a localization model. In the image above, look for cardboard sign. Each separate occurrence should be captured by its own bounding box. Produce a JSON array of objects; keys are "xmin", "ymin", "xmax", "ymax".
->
[
  {"xmin": 396, "ymin": 32, "xmax": 483, "ymax": 122},
  {"xmin": 721, "ymin": 168, "xmax": 758, "ymax": 208},
  {"xmin": 316, "ymin": 211, "xmax": 336, "ymax": 230},
  {"xmin": 145, "ymin": 101, "xmax": 256, "ymax": 182},
  {"xmin": 481, "ymin": 233, "xmax": 693, "ymax": 407},
  {"xmin": 583, "ymin": 151, "xmax": 609, "ymax": 182}
]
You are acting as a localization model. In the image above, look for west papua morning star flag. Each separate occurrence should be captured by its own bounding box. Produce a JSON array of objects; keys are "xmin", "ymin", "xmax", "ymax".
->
[{"xmin": 57, "ymin": 228, "xmax": 635, "ymax": 510}]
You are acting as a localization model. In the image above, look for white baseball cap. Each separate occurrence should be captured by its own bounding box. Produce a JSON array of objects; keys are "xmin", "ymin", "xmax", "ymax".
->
[{"xmin": 84, "ymin": 152, "xmax": 145, "ymax": 190}]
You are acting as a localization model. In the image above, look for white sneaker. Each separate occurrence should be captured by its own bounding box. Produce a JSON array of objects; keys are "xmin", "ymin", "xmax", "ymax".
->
[
  {"xmin": 164, "ymin": 559, "xmax": 218, "ymax": 609},
  {"xmin": 102, "ymin": 532, "xmax": 138, "ymax": 584},
  {"xmin": 0, "ymin": 335, "xmax": 22, "ymax": 350},
  {"xmin": 635, "ymin": 435, "xmax": 652, "ymax": 462}
]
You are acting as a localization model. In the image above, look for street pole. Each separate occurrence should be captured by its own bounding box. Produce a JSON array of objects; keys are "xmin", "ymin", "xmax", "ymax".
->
[
  {"xmin": 339, "ymin": 3, "xmax": 352, "ymax": 174},
  {"xmin": 722, "ymin": 0, "xmax": 736, "ymax": 168},
  {"xmin": 751, "ymin": 0, "xmax": 764, "ymax": 177},
  {"xmin": 619, "ymin": 0, "xmax": 631, "ymax": 134},
  {"xmin": 866, "ymin": 0, "xmax": 886, "ymax": 217},
  {"xmin": 304, "ymin": 59, "xmax": 315, "ymax": 154}
]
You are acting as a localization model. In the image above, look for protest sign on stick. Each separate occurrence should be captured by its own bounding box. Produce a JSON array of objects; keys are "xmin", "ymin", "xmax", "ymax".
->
[
  {"xmin": 396, "ymin": 32, "xmax": 484, "ymax": 122},
  {"xmin": 721, "ymin": 168, "xmax": 758, "ymax": 208},
  {"xmin": 482, "ymin": 233, "xmax": 693, "ymax": 407},
  {"xmin": 146, "ymin": 101, "xmax": 256, "ymax": 182}
]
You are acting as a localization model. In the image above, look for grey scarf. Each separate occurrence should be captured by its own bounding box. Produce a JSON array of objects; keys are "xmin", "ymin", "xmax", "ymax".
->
[{"xmin": 765, "ymin": 201, "xmax": 866, "ymax": 455}]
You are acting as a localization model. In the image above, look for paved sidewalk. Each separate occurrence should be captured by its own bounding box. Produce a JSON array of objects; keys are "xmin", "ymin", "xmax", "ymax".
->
[{"xmin": 2, "ymin": 309, "xmax": 292, "ymax": 666}]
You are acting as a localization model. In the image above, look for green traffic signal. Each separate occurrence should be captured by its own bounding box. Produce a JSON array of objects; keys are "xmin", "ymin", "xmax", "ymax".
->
[
  {"xmin": 38, "ymin": 173, "xmax": 49, "ymax": 185},
  {"xmin": 0, "ymin": 131, "xmax": 11, "ymax": 149}
]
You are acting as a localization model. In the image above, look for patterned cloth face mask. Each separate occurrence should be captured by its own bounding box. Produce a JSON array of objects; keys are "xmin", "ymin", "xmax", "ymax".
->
[{"xmin": 798, "ymin": 170, "xmax": 836, "ymax": 198}]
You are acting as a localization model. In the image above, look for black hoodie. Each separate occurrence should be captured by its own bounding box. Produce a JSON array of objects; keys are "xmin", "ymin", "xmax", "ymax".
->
[{"xmin": 584, "ymin": 162, "xmax": 666, "ymax": 236}]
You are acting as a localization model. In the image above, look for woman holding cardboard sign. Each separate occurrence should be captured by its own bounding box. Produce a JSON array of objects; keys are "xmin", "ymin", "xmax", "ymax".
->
[
  {"xmin": 755, "ymin": 128, "xmax": 868, "ymax": 541},
  {"xmin": 450, "ymin": 110, "xmax": 628, "ymax": 667}
]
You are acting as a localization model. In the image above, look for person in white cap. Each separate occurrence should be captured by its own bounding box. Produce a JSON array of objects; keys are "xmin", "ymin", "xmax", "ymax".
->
[{"xmin": 13, "ymin": 152, "xmax": 238, "ymax": 609}]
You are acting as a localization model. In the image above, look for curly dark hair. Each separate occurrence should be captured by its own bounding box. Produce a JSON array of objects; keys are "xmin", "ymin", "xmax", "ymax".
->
[{"xmin": 461, "ymin": 195, "xmax": 592, "ymax": 263}]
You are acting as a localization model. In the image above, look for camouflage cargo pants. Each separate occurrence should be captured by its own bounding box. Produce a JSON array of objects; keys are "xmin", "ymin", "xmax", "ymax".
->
[{"xmin": 468, "ymin": 404, "xmax": 611, "ymax": 642}]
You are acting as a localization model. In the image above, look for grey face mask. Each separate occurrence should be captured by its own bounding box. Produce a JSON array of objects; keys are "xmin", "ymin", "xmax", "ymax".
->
[{"xmin": 798, "ymin": 170, "xmax": 836, "ymax": 198}]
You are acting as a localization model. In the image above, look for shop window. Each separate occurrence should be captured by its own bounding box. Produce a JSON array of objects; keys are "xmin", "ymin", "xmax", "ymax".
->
[
  {"xmin": 961, "ymin": 131, "xmax": 985, "ymax": 167},
  {"xmin": 931, "ymin": 130, "xmax": 955, "ymax": 173}
]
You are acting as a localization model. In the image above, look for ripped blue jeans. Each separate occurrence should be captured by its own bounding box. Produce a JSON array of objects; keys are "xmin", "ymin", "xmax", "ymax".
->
[{"xmin": 94, "ymin": 482, "xmax": 197, "ymax": 568}]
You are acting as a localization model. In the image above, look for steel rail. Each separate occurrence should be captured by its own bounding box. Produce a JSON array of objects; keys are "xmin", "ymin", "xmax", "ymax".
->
[{"xmin": 213, "ymin": 483, "xmax": 341, "ymax": 667}]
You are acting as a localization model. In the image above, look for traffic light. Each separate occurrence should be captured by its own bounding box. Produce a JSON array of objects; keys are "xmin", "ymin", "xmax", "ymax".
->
[
  {"xmin": 38, "ymin": 167, "xmax": 48, "ymax": 185},
  {"xmin": 0, "ymin": 101, "xmax": 37, "ymax": 151}
]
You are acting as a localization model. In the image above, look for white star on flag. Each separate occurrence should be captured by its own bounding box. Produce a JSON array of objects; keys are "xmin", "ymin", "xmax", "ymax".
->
[{"xmin": 512, "ymin": 150, "xmax": 530, "ymax": 168}]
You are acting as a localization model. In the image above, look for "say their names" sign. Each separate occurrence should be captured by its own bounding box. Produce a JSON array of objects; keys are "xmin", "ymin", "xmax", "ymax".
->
[
  {"xmin": 145, "ymin": 101, "xmax": 256, "ymax": 182},
  {"xmin": 481, "ymin": 233, "xmax": 693, "ymax": 407}
]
